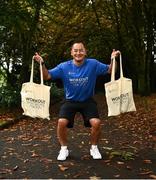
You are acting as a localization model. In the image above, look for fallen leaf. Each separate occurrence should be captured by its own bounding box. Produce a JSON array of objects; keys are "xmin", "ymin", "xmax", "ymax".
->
[
  {"xmin": 114, "ymin": 174, "xmax": 120, "ymax": 178},
  {"xmin": 13, "ymin": 165, "xmax": 19, "ymax": 171},
  {"xmin": 24, "ymin": 159, "xmax": 29, "ymax": 163},
  {"xmin": 21, "ymin": 170, "xmax": 27, "ymax": 173},
  {"xmin": 102, "ymin": 146, "xmax": 112, "ymax": 150},
  {"xmin": 139, "ymin": 171, "xmax": 153, "ymax": 175},
  {"xmin": 81, "ymin": 154, "xmax": 90, "ymax": 160},
  {"xmin": 58, "ymin": 164, "xmax": 69, "ymax": 171},
  {"xmin": 126, "ymin": 165, "xmax": 132, "ymax": 170},
  {"xmin": 33, "ymin": 144, "xmax": 40, "ymax": 147},
  {"xmin": 73, "ymin": 172, "xmax": 82, "ymax": 178},
  {"xmin": 143, "ymin": 159, "xmax": 152, "ymax": 164},
  {"xmin": 102, "ymin": 159, "xmax": 111, "ymax": 163},
  {"xmin": 69, "ymin": 162, "xmax": 74, "ymax": 166},
  {"xmin": 149, "ymin": 174, "xmax": 156, "ymax": 179},
  {"xmin": 40, "ymin": 158, "xmax": 53, "ymax": 164},
  {"xmin": 31, "ymin": 152, "xmax": 39, "ymax": 157},
  {"xmin": 90, "ymin": 176, "xmax": 101, "ymax": 180},
  {"xmin": 0, "ymin": 168, "xmax": 12, "ymax": 174},
  {"xmin": 117, "ymin": 161, "xmax": 124, "ymax": 165}
]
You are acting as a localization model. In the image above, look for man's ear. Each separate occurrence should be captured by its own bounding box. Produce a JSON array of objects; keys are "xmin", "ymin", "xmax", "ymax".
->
[
  {"xmin": 70, "ymin": 49, "xmax": 73, "ymax": 56},
  {"xmin": 84, "ymin": 49, "xmax": 87, "ymax": 56}
]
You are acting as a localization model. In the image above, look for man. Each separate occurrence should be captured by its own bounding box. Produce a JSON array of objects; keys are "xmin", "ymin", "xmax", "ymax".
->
[{"xmin": 33, "ymin": 41, "xmax": 120, "ymax": 161}]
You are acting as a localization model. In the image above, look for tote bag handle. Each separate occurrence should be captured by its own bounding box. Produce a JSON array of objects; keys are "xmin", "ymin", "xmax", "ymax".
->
[
  {"xmin": 30, "ymin": 57, "xmax": 44, "ymax": 85},
  {"xmin": 111, "ymin": 53, "xmax": 123, "ymax": 82}
]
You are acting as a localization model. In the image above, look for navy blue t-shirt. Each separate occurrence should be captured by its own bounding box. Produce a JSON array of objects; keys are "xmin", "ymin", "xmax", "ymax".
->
[{"xmin": 48, "ymin": 58, "xmax": 109, "ymax": 102}]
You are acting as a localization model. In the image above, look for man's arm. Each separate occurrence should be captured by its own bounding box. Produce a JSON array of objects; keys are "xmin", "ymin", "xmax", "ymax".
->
[
  {"xmin": 33, "ymin": 53, "xmax": 51, "ymax": 80},
  {"xmin": 40, "ymin": 63, "xmax": 51, "ymax": 80}
]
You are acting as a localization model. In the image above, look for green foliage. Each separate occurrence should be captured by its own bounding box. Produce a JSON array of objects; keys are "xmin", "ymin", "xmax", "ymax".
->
[
  {"xmin": 50, "ymin": 83, "xmax": 64, "ymax": 101},
  {"xmin": 0, "ymin": 69, "xmax": 6, "ymax": 86},
  {"xmin": 109, "ymin": 150, "xmax": 135, "ymax": 161},
  {"xmin": 0, "ymin": 120, "xmax": 7, "ymax": 126},
  {"xmin": 0, "ymin": 82, "xmax": 64, "ymax": 108},
  {"xmin": 0, "ymin": 0, "xmax": 156, "ymax": 95},
  {"xmin": 0, "ymin": 85, "xmax": 21, "ymax": 108}
]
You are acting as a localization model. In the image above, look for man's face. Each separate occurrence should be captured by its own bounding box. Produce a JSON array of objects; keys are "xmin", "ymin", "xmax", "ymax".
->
[{"xmin": 71, "ymin": 43, "xmax": 86, "ymax": 63}]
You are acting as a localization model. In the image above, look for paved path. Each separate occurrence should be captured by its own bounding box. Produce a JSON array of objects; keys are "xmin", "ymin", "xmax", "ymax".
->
[{"xmin": 0, "ymin": 116, "xmax": 156, "ymax": 179}]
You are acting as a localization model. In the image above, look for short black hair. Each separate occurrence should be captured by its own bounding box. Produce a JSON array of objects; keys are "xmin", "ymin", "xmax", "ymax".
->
[{"xmin": 71, "ymin": 39, "xmax": 87, "ymax": 49}]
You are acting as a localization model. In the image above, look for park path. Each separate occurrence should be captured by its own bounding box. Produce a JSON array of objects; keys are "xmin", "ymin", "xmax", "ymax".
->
[{"xmin": 0, "ymin": 93, "xmax": 156, "ymax": 179}]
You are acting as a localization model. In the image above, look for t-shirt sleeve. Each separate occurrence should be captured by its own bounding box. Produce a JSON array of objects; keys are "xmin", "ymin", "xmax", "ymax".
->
[
  {"xmin": 48, "ymin": 64, "xmax": 63, "ymax": 80},
  {"xmin": 96, "ymin": 61, "xmax": 109, "ymax": 75}
]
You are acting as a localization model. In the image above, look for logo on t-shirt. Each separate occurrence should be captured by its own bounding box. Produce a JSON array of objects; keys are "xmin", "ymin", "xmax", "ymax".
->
[
  {"xmin": 68, "ymin": 71, "xmax": 75, "ymax": 75},
  {"xmin": 69, "ymin": 77, "xmax": 88, "ymax": 86}
]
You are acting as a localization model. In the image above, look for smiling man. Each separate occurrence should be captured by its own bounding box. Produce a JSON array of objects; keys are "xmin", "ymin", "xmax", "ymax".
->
[{"xmin": 33, "ymin": 41, "xmax": 120, "ymax": 161}]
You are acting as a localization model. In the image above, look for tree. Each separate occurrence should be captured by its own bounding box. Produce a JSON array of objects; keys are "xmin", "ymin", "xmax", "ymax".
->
[{"xmin": 0, "ymin": 0, "xmax": 156, "ymax": 97}]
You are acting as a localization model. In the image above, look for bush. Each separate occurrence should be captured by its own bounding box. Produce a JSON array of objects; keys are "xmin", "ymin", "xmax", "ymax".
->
[
  {"xmin": 0, "ymin": 82, "xmax": 64, "ymax": 108},
  {"xmin": 50, "ymin": 83, "xmax": 64, "ymax": 103},
  {"xmin": 0, "ymin": 85, "xmax": 21, "ymax": 108}
]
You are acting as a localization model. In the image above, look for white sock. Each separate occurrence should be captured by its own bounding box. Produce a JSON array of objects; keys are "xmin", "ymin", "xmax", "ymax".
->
[
  {"xmin": 91, "ymin": 145, "xmax": 97, "ymax": 149},
  {"xmin": 61, "ymin": 146, "xmax": 67, "ymax": 150}
]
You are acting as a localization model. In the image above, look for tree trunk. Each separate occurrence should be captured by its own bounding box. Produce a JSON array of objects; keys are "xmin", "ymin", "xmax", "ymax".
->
[{"xmin": 20, "ymin": 1, "xmax": 43, "ymax": 84}]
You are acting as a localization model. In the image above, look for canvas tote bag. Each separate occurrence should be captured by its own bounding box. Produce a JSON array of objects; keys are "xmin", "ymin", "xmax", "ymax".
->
[
  {"xmin": 21, "ymin": 58, "xmax": 51, "ymax": 119},
  {"xmin": 104, "ymin": 54, "xmax": 136, "ymax": 116}
]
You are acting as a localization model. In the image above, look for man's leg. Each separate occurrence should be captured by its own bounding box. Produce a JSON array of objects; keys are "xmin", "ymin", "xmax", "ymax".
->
[
  {"xmin": 89, "ymin": 118, "xmax": 102, "ymax": 159},
  {"xmin": 90, "ymin": 118, "xmax": 101, "ymax": 144},
  {"xmin": 57, "ymin": 118, "xmax": 69, "ymax": 145},
  {"xmin": 57, "ymin": 118, "xmax": 69, "ymax": 161}
]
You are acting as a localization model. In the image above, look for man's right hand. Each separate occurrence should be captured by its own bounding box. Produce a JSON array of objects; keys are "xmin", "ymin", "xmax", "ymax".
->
[
  {"xmin": 33, "ymin": 52, "xmax": 44, "ymax": 64},
  {"xmin": 33, "ymin": 52, "xmax": 51, "ymax": 80},
  {"xmin": 111, "ymin": 49, "xmax": 120, "ymax": 60}
]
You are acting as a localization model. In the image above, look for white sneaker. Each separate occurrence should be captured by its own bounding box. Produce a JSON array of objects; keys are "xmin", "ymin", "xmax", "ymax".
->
[
  {"xmin": 57, "ymin": 148, "xmax": 69, "ymax": 161},
  {"xmin": 90, "ymin": 146, "xmax": 102, "ymax": 159}
]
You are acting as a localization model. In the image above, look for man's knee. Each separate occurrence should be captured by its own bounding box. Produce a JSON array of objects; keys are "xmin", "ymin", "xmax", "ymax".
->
[
  {"xmin": 58, "ymin": 118, "xmax": 69, "ymax": 128},
  {"xmin": 90, "ymin": 118, "xmax": 101, "ymax": 128}
]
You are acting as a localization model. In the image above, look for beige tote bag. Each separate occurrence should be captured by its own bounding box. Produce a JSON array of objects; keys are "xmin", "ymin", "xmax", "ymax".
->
[
  {"xmin": 105, "ymin": 54, "xmax": 136, "ymax": 116},
  {"xmin": 21, "ymin": 58, "xmax": 51, "ymax": 119}
]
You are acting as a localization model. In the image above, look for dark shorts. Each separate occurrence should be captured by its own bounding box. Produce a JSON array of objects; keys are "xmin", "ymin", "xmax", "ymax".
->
[{"xmin": 59, "ymin": 98, "xmax": 100, "ymax": 128}]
